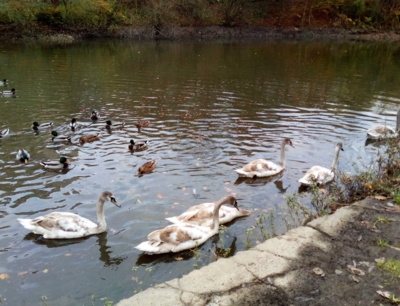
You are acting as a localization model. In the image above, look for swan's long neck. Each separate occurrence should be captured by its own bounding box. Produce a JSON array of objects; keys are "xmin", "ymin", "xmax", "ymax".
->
[
  {"xmin": 211, "ymin": 201, "xmax": 224, "ymax": 232},
  {"xmin": 331, "ymin": 147, "xmax": 341, "ymax": 171},
  {"xmin": 280, "ymin": 141, "xmax": 287, "ymax": 168},
  {"xmin": 96, "ymin": 198, "xmax": 107, "ymax": 232}
]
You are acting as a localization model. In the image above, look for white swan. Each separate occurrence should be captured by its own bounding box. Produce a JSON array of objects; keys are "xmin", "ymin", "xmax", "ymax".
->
[
  {"xmin": 18, "ymin": 191, "xmax": 120, "ymax": 239},
  {"xmin": 135, "ymin": 195, "xmax": 238, "ymax": 254},
  {"xmin": 235, "ymin": 137, "xmax": 294, "ymax": 178},
  {"xmin": 299, "ymin": 142, "xmax": 344, "ymax": 186},
  {"xmin": 367, "ymin": 110, "xmax": 400, "ymax": 139},
  {"xmin": 166, "ymin": 195, "xmax": 250, "ymax": 227}
]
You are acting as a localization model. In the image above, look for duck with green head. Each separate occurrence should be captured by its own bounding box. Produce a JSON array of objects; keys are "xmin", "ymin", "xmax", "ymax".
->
[
  {"xmin": 91, "ymin": 111, "xmax": 98, "ymax": 120},
  {"xmin": 0, "ymin": 79, "xmax": 7, "ymax": 86},
  {"xmin": 16, "ymin": 149, "xmax": 30, "ymax": 164},
  {"xmin": 51, "ymin": 131, "xmax": 71, "ymax": 142},
  {"xmin": 1, "ymin": 88, "xmax": 16, "ymax": 97},
  {"xmin": 40, "ymin": 157, "xmax": 70, "ymax": 170},
  {"xmin": 70, "ymin": 118, "xmax": 77, "ymax": 130},
  {"xmin": 129, "ymin": 139, "xmax": 148, "ymax": 150},
  {"xmin": 105, "ymin": 120, "xmax": 125, "ymax": 130},
  {"xmin": 32, "ymin": 121, "xmax": 54, "ymax": 131}
]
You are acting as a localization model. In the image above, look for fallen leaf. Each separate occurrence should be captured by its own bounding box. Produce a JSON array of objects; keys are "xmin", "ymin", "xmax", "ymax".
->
[
  {"xmin": 43, "ymin": 269, "xmax": 48, "ymax": 274},
  {"xmin": 157, "ymin": 194, "xmax": 165, "ymax": 199},
  {"xmin": 18, "ymin": 271, "xmax": 28, "ymax": 276},
  {"xmin": 164, "ymin": 212, "xmax": 169, "ymax": 215},
  {"xmin": 131, "ymin": 276, "xmax": 139, "ymax": 282},
  {"xmin": 137, "ymin": 199, "xmax": 141, "ymax": 203},
  {"xmin": 175, "ymin": 257, "xmax": 184, "ymax": 261},
  {"xmin": 0, "ymin": 273, "xmax": 9, "ymax": 280},
  {"xmin": 65, "ymin": 253, "xmax": 73, "ymax": 257},
  {"xmin": 313, "ymin": 267, "xmax": 325, "ymax": 277},
  {"xmin": 374, "ymin": 195, "xmax": 388, "ymax": 200}
]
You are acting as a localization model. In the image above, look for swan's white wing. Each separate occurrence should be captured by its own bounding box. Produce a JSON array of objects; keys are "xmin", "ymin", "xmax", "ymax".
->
[
  {"xmin": 18, "ymin": 212, "xmax": 97, "ymax": 239},
  {"xmin": 235, "ymin": 159, "xmax": 282, "ymax": 177},
  {"xmin": 299, "ymin": 166, "xmax": 334, "ymax": 186},
  {"xmin": 367, "ymin": 126, "xmax": 397, "ymax": 139}
]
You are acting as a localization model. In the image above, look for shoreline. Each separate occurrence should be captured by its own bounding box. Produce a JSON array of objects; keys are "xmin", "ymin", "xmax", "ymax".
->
[{"xmin": 1, "ymin": 24, "xmax": 400, "ymax": 43}]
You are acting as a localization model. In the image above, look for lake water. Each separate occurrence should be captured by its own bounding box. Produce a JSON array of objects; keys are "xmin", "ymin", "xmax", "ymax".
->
[{"xmin": 0, "ymin": 39, "xmax": 399, "ymax": 305}]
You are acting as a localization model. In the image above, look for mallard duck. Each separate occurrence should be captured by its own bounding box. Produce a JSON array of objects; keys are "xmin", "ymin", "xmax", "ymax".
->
[
  {"xmin": 17, "ymin": 191, "xmax": 120, "ymax": 239},
  {"xmin": 367, "ymin": 110, "xmax": 400, "ymax": 139},
  {"xmin": 91, "ymin": 111, "xmax": 98, "ymax": 121},
  {"xmin": 0, "ymin": 128, "xmax": 9, "ymax": 138},
  {"xmin": 135, "ymin": 195, "xmax": 239, "ymax": 254},
  {"xmin": 129, "ymin": 139, "xmax": 148, "ymax": 150},
  {"xmin": 40, "ymin": 157, "xmax": 70, "ymax": 170},
  {"xmin": 70, "ymin": 118, "xmax": 77, "ymax": 130},
  {"xmin": 0, "ymin": 79, "xmax": 7, "ymax": 86},
  {"xmin": 105, "ymin": 120, "xmax": 125, "ymax": 130},
  {"xmin": 235, "ymin": 137, "xmax": 294, "ymax": 178},
  {"xmin": 166, "ymin": 195, "xmax": 250, "ymax": 227},
  {"xmin": 299, "ymin": 142, "xmax": 344, "ymax": 186},
  {"xmin": 32, "ymin": 121, "xmax": 54, "ymax": 131},
  {"xmin": 138, "ymin": 160, "xmax": 157, "ymax": 176},
  {"xmin": 50, "ymin": 131, "xmax": 71, "ymax": 142},
  {"xmin": 16, "ymin": 149, "xmax": 30, "ymax": 163},
  {"xmin": 135, "ymin": 120, "xmax": 150, "ymax": 131},
  {"xmin": 79, "ymin": 134, "xmax": 100, "ymax": 144},
  {"xmin": 1, "ymin": 88, "xmax": 16, "ymax": 97}
]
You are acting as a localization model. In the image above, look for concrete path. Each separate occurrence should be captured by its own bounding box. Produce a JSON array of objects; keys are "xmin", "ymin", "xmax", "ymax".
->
[{"xmin": 117, "ymin": 197, "xmax": 400, "ymax": 305}]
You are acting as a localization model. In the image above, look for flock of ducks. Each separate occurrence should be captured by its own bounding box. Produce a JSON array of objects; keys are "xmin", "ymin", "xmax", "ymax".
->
[{"xmin": 3, "ymin": 86, "xmax": 398, "ymax": 255}]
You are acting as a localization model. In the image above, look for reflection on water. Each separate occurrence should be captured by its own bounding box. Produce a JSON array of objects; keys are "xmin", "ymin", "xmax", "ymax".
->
[{"xmin": 0, "ymin": 39, "xmax": 399, "ymax": 305}]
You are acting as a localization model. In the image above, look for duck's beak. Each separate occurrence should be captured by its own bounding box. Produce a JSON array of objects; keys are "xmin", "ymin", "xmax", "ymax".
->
[{"xmin": 24, "ymin": 159, "xmax": 28, "ymax": 164}]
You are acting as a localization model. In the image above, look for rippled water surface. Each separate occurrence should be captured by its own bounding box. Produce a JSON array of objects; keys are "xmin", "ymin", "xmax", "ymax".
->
[{"xmin": 1, "ymin": 39, "xmax": 400, "ymax": 305}]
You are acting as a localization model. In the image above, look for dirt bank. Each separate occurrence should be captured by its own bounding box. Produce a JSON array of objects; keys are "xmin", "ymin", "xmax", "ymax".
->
[{"xmin": 1, "ymin": 23, "xmax": 400, "ymax": 43}]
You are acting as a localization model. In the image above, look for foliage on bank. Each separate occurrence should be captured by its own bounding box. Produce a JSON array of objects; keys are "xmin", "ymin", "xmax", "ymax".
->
[{"xmin": 0, "ymin": 0, "xmax": 399, "ymax": 31}]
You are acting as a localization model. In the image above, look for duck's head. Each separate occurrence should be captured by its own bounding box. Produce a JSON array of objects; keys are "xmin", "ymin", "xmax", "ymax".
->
[
  {"xmin": 59, "ymin": 157, "xmax": 69, "ymax": 164},
  {"xmin": 51, "ymin": 131, "xmax": 58, "ymax": 137},
  {"xmin": 11, "ymin": 88, "xmax": 15, "ymax": 93},
  {"xmin": 106, "ymin": 120, "xmax": 112, "ymax": 126},
  {"xmin": 129, "ymin": 139, "xmax": 135, "ymax": 145},
  {"xmin": 22, "ymin": 154, "xmax": 29, "ymax": 163},
  {"xmin": 32, "ymin": 121, "xmax": 39, "ymax": 128},
  {"xmin": 71, "ymin": 118, "xmax": 76, "ymax": 123},
  {"xmin": 2, "ymin": 79, "xmax": 6, "ymax": 83}
]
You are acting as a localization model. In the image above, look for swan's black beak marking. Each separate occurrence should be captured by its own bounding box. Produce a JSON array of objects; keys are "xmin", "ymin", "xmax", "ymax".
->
[
  {"xmin": 234, "ymin": 199, "xmax": 239, "ymax": 211},
  {"xmin": 111, "ymin": 197, "xmax": 121, "ymax": 207}
]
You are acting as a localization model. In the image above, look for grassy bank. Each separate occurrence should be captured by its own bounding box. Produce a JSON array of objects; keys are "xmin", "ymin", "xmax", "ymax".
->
[{"xmin": 0, "ymin": 0, "xmax": 399, "ymax": 36}]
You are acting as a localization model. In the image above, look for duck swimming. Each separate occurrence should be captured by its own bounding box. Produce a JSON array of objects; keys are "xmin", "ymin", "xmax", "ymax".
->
[
  {"xmin": 105, "ymin": 120, "xmax": 125, "ymax": 130},
  {"xmin": 40, "ymin": 157, "xmax": 70, "ymax": 170},
  {"xmin": 16, "ymin": 149, "xmax": 30, "ymax": 163},
  {"xmin": 129, "ymin": 139, "xmax": 148, "ymax": 150},
  {"xmin": 0, "ymin": 128, "xmax": 9, "ymax": 138},
  {"xmin": 1, "ymin": 88, "xmax": 16, "ymax": 97},
  {"xmin": 32, "ymin": 121, "xmax": 54, "ymax": 131},
  {"xmin": 50, "ymin": 131, "xmax": 71, "ymax": 142}
]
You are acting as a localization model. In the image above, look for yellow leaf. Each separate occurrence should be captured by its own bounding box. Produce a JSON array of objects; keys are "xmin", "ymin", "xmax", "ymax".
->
[
  {"xmin": 157, "ymin": 194, "xmax": 165, "ymax": 199},
  {"xmin": 137, "ymin": 199, "xmax": 141, "ymax": 203},
  {"xmin": 43, "ymin": 269, "xmax": 48, "ymax": 274},
  {"xmin": 0, "ymin": 273, "xmax": 9, "ymax": 280},
  {"xmin": 18, "ymin": 271, "xmax": 28, "ymax": 276},
  {"xmin": 65, "ymin": 253, "xmax": 73, "ymax": 257},
  {"xmin": 175, "ymin": 257, "xmax": 184, "ymax": 261},
  {"xmin": 374, "ymin": 195, "xmax": 388, "ymax": 201}
]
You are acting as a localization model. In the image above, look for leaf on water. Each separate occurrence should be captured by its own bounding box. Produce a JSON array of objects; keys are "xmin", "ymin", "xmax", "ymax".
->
[
  {"xmin": 0, "ymin": 273, "xmax": 9, "ymax": 280},
  {"xmin": 131, "ymin": 276, "xmax": 139, "ymax": 282},
  {"xmin": 43, "ymin": 269, "xmax": 49, "ymax": 274},
  {"xmin": 18, "ymin": 271, "xmax": 28, "ymax": 276},
  {"xmin": 137, "ymin": 199, "xmax": 141, "ymax": 203},
  {"xmin": 225, "ymin": 188, "xmax": 233, "ymax": 192},
  {"xmin": 175, "ymin": 257, "xmax": 184, "ymax": 261},
  {"xmin": 318, "ymin": 188, "xmax": 327, "ymax": 194},
  {"xmin": 224, "ymin": 182, "xmax": 230, "ymax": 185},
  {"xmin": 157, "ymin": 194, "xmax": 165, "ymax": 199},
  {"xmin": 164, "ymin": 211, "xmax": 169, "ymax": 215},
  {"xmin": 65, "ymin": 253, "xmax": 73, "ymax": 257},
  {"xmin": 374, "ymin": 195, "xmax": 388, "ymax": 200}
]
